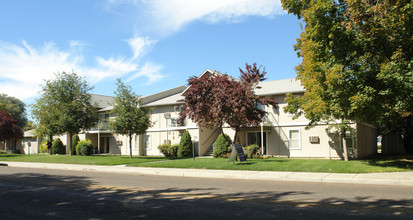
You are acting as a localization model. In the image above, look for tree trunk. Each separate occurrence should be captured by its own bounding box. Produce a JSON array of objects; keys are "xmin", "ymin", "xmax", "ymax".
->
[
  {"xmin": 341, "ymin": 128, "xmax": 349, "ymax": 161},
  {"xmin": 129, "ymin": 134, "xmax": 133, "ymax": 159},
  {"xmin": 69, "ymin": 133, "xmax": 73, "ymax": 156},
  {"xmin": 233, "ymin": 130, "xmax": 238, "ymax": 145},
  {"xmin": 231, "ymin": 129, "xmax": 239, "ymax": 161},
  {"xmin": 49, "ymin": 134, "xmax": 53, "ymax": 155}
]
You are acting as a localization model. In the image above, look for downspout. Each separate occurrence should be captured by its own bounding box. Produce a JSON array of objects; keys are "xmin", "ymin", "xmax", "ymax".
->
[
  {"xmin": 261, "ymin": 122, "xmax": 264, "ymax": 155},
  {"xmin": 98, "ymin": 124, "xmax": 100, "ymax": 155}
]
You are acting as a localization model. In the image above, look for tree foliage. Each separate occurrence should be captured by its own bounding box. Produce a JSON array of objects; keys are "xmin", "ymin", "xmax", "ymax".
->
[
  {"xmin": 110, "ymin": 79, "xmax": 151, "ymax": 159},
  {"xmin": 213, "ymin": 133, "xmax": 231, "ymax": 158},
  {"xmin": 282, "ymin": 0, "xmax": 413, "ymax": 155},
  {"xmin": 52, "ymin": 138, "xmax": 66, "ymax": 155},
  {"xmin": 31, "ymin": 72, "xmax": 98, "ymax": 155},
  {"xmin": 178, "ymin": 131, "xmax": 192, "ymax": 157},
  {"xmin": 180, "ymin": 63, "xmax": 278, "ymax": 147},
  {"xmin": 0, "ymin": 94, "xmax": 27, "ymax": 129},
  {"xmin": 0, "ymin": 110, "xmax": 23, "ymax": 142},
  {"xmin": 76, "ymin": 139, "xmax": 93, "ymax": 156},
  {"xmin": 72, "ymin": 135, "xmax": 80, "ymax": 155}
]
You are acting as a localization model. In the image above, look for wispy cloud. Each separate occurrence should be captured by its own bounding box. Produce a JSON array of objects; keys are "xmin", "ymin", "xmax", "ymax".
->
[
  {"xmin": 0, "ymin": 35, "xmax": 164, "ymax": 101},
  {"xmin": 125, "ymin": 62, "xmax": 166, "ymax": 85},
  {"xmin": 106, "ymin": 0, "xmax": 284, "ymax": 35}
]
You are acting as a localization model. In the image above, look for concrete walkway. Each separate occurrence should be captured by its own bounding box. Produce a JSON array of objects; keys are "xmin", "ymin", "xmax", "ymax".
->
[{"xmin": 1, "ymin": 161, "xmax": 413, "ymax": 186}]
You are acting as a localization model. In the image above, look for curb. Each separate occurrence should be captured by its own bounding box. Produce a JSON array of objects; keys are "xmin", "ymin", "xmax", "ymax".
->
[{"xmin": 1, "ymin": 161, "xmax": 413, "ymax": 187}]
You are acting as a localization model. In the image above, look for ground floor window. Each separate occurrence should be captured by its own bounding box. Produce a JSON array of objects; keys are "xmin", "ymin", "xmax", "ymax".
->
[
  {"xmin": 99, "ymin": 137, "xmax": 110, "ymax": 154},
  {"xmin": 144, "ymin": 134, "xmax": 151, "ymax": 150},
  {"xmin": 247, "ymin": 132, "xmax": 267, "ymax": 154},
  {"xmin": 288, "ymin": 129, "xmax": 301, "ymax": 150},
  {"xmin": 342, "ymin": 130, "xmax": 355, "ymax": 149}
]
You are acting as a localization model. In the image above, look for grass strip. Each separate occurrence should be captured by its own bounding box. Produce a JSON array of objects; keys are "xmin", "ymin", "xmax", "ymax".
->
[
  {"xmin": 131, "ymin": 157, "xmax": 413, "ymax": 173},
  {"xmin": 1, "ymin": 154, "xmax": 412, "ymax": 173}
]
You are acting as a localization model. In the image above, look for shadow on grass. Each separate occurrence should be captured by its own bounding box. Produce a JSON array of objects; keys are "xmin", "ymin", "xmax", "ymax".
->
[
  {"xmin": 0, "ymin": 154, "xmax": 21, "ymax": 158},
  {"xmin": 366, "ymin": 159, "xmax": 413, "ymax": 170},
  {"xmin": 233, "ymin": 162, "xmax": 255, "ymax": 165},
  {"xmin": 363, "ymin": 155, "xmax": 413, "ymax": 170}
]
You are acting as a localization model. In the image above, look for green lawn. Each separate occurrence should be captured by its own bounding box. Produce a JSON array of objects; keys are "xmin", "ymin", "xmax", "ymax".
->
[
  {"xmin": 1, "ymin": 154, "xmax": 412, "ymax": 173},
  {"xmin": 0, "ymin": 154, "xmax": 170, "ymax": 165},
  {"xmin": 132, "ymin": 157, "xmax": 413, "ymax": 173}
]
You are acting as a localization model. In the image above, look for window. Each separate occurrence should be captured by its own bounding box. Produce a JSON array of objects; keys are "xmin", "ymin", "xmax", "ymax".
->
[
  {"xmin": 257, "ymin": 103, "xmax": 269, "ymax": 122},
  {"xmin": 342, "ymin": 130, "xmax": 355, "ymax": 149},
  {"xmin": 247, "ymin": 132, "xmax": 267, "ymax": 154},
  {"xmin": 144, "ymin": 134, "xmax": 151, "ymax": 150},
  {"xmin": 99, "ymin": 137, "xmax": 110, "ymax": 154},
  {"xmin": 289, "ymin": 129, "xmax": 301, "ymax": 149}
]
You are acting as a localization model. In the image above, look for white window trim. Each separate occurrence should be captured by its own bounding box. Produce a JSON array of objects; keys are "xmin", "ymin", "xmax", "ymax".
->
[
  {"xmin": 145, "ymin": 134, "xmax": 152, "ymax": 150},
  {"xmin": 288, "ymin": 128, "xmax": 301, "ymax": 150}
]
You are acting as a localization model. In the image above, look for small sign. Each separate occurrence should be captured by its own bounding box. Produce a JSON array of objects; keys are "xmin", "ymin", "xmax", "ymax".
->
[{"xmin": 228, "ymin": 144, "xmax": 247, "ymax": 162}]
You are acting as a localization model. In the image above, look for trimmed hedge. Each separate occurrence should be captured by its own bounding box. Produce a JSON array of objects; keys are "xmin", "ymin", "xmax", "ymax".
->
[
  {"xmin": 170, "ymin": 144, "xmax": 178, "ymax": 157},
  {"xmin": 178, "ymin": 131, "xmax": 192, "ymax": 157},
  {"xmin": 213, "ymin": 133, "xmax": 231, "ymax": 158},
  {"xmin": 76, "ymin": 139, "xmax": 93, "ymax": 156},
  {"xmin": 52, "ymin": 138, "xmax": 66, "ymax": 155},
  {"xmin": 158, "ymin": 144, "xmax": 179, "ymax": 157},
  {"xmin": 244, "ymin": 144, "xmax": 259, "ymax": 158}
]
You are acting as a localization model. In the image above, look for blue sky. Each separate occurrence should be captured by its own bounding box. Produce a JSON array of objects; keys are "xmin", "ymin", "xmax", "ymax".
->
[{"xmin": 0, "ymin": 0, "xmax": 302, "ymax": 104}]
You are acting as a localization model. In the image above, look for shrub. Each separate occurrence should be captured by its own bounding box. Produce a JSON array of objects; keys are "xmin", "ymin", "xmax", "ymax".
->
[
  {"xmin": 158, "ymin": 144, "xmax": 179, "ymax": 157},
  {"xmin": 170, "ymin": 144, "xmax": 179, "ymax": 157},
  {"xmin": 52, "ymin": 138, "xmax": 66, "ymax": 154},
  {"xmin": 213, "ymin": 133, "xmax": 231, "ymax": 158},
  {"xmin": 72, "ymin": 135, "xmax": 80, "ymax": 155},
  {"xmin": 76, "ymin": 139, "xmax": 93, "ymax": 156},
  {"xmin": 158, "ymin": 144, "xmax": 171, "ymax": 156},
  {"xmin": 39, "ymin": 140, "xmax": 48, "ymax": 153},
  {"xmin": 244, "ymin": 144, "xmax": 259, "ymax": 158},
  {"xmin": 0, "ymin": 150, "xmax": 6, "ymax": 154},
  {"xmin": 178, "ymin": 131, "xmax": 192, "ymax": 157}
]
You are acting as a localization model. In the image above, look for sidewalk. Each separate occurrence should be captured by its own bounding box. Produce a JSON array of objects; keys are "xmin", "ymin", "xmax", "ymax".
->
[{"xmin": 1, "ymin": 161, "xmax": 413, "ymax": 186}]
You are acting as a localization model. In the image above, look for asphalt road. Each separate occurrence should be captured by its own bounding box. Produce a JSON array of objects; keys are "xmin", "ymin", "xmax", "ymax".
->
[{"xmin": 1, "ymin": 167, "xmax": 413, "ymax": 219}]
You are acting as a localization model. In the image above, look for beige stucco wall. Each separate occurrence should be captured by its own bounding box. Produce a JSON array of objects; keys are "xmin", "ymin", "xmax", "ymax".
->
[
  {"xmin": 144, "ymin": 104, "xmax": 199, "ymax": 156},
  {"xmin": 19, "ymin": 137, "xmax": 40, "ymax": 154},
  {"xmin": 198, "ymin": 127, "xmax": 220, "ymax": 156}
]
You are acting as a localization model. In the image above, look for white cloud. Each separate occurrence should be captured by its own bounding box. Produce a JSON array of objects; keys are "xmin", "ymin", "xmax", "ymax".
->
[
  {"xmin": 125, "ymin": 62, "xmax": 166, "ymax": 85},
  {"xmin": 108, "ymin": 0, "xmax": 284, "ymax": 35},
  {"xmin": 0, "ymin": 36, "xmax": 165, "ymax": 101},
  {"xmin": 126, "ymin": 35, "xmax": 157, "ymax": 60}
]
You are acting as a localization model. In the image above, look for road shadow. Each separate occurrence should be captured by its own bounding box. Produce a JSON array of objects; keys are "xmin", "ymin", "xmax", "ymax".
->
[{"xmin": 0, "ymin": 172, "xmax": 412, "ymax": 219}]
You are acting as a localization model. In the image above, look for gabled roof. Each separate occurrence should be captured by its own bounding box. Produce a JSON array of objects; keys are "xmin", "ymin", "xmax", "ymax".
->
[
  {"xmin": 91, "ymin": 70, "xmax": 304, "ymax": 110},
  {"xmin": 142, "ymin": 86, "xmax": 186, "ymax": 107},
  {"xmin": 181, "ymin": 69, "xmax": 304, "ymax": 97},
  {"xmin": 254, "ymin": 78, "xmax": 304, "ymax": 96},
  {"xmin": 90, "ymin": 94, "xmax": 115, "ymax": 109},
  {"xmin": 181, "ymin": 69, "xmax": 235, "ymax": 95}
]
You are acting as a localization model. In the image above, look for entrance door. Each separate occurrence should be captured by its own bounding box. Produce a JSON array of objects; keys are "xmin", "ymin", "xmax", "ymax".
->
[
  {"xmin": 247, "ymin": 132, "xmax": 267, "ymax": 154},
  {"xmin": 99, "ymin": 137, "xmax": 110, "ymax": 154}
]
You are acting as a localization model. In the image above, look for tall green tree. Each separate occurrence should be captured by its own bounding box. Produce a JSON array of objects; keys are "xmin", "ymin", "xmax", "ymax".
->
[
  {"xmin": 31, "ymin": 72, "xmax": 98, "ymax": 155},
  {"xmin": 0, "ymin": 94, "xmax": 27, "ymax": 129},
  {"xmin": 282, "ymin": 0, "xmax": 413, "ymax": 158},
  {"xmin": 110, "ymin": 79, "xmax": 151, "ymax": 159}
]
